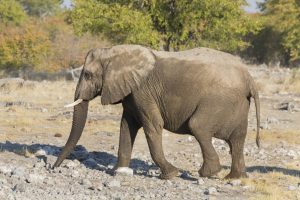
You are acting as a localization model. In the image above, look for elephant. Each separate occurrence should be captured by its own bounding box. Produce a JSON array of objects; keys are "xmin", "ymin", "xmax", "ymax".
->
[{"xmin": 53, "ymin": 45, "xmax": 260, "ymax": 179}]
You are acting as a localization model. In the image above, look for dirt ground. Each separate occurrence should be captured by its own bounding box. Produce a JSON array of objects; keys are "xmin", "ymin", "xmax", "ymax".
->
[{"xmin": 0, "ymin": 65, "xmax": 300, "ymax": 200}]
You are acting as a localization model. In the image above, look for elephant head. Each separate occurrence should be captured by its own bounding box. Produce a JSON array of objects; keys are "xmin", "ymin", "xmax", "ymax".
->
[{"xmin": 53, "ymin": 45, "xmax": 155, "ymax": 167}]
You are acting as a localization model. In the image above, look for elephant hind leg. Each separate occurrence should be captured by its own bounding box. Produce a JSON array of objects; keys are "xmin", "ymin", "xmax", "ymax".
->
[
  {"xmin": 225, "ymin": 121, "xmax": 248, "ymax": 179},
  {"xmin": 189, "ymin": 115, "xmax": 221, "ymax": 177}
]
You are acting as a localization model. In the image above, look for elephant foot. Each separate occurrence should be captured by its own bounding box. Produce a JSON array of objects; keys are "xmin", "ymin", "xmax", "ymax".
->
[
  {"xmin": 225, "ymin": 171, "xmax": 248, "ymax": 179},
  {"xmin": 159, "ymin": 165, "xmax": 179, "ymax": 180},
  {"xmin": 199, "ymin": 162, "xmax": 221, "ymax": 177}
]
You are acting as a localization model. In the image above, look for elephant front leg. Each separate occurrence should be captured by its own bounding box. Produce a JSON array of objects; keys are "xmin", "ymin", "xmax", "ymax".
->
[
  {"xmin": 143, "ymin": 119, "xmax": 179, "ymax": 179},
  {"xmin": 116, "ymin": 112, "xmax": 140, "ymax": 168}
]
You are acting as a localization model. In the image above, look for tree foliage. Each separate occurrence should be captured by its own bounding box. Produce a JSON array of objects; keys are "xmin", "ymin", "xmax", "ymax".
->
[
  {"xmin": 0, "ymin": 24, "xmax": 51, "ymax": 70},
  {"xmin": 260, "ymin": 0, "xmax": 300, "ymax": 63},
  {"xmin": 70, "ymin": 0, "xmax": 261, "ymax": 52},
  {"xmin": 0, "ymin": 0, "xmax": 27, "ymax": 25},
  {"xmin": 17, "ymin": 0, "xmax": 63, "ymax": 17},
  {"xmin": 70, "ymin": 0, "xmax": 160, "ymax": 49}
]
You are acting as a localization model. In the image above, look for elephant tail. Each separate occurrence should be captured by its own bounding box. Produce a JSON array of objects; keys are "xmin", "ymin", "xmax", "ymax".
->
[{"xmin": 249, "ymin": 77, "xmax": 260, "ymax": 148}]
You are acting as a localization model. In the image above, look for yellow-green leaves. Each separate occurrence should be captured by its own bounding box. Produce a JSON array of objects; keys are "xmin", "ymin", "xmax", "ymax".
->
[
  {"xmin": 0, "ymin": 0, "xmax": 27, "ymax": 25},
  {"xmin": 0, "ymin": 24, "xmax": 50, "ymax": 70},
  {"xmin": 70, "ymin": 0, "xmax": 260, "ymax": 52},
  {"xmin": 71, "ymin": 0, "xmax": 160, "ymax": 49}
]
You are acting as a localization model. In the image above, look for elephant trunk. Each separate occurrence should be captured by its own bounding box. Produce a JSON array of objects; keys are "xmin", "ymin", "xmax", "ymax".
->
[{"xmin": 53, "ymin": 100, "xmax": 89, "ymax": 167}]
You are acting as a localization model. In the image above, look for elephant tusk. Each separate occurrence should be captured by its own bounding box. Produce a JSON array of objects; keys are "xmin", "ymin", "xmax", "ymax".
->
[{"xmin": 64, "ymin": 99, "xmax": 83, "ymax": 108}]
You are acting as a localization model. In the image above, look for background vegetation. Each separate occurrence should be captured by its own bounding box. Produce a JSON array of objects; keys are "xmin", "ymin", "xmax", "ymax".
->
[{"xmin": 0, "ymin": 0, "xmax": 299, "ymax": 73}]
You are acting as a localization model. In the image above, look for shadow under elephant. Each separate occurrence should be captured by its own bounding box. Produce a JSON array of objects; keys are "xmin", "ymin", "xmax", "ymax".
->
[{"xmin": 1, "ymin": 141, "xmax": 300, "ymax": 179}]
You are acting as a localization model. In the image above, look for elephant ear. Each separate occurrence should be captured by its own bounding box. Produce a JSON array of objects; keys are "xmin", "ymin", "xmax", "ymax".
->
[{"xmin": 101, "ymin": 45, "xmax": 155, "ymax": 105}]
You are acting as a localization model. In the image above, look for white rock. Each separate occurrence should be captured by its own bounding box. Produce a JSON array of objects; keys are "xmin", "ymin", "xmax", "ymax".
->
[
  {"xmin": 205, "ymin": 187, "xmax": 218, "ymax": 195},
  {"xmin": 147, "ymin": 168, "xmax": 160, "ymax": 176},
  {"xmin": 71, "ymin": 170, "xmax": 80, "ymax": 178},
  {"xmin": 0, "ymin": 165, "xmax": 13, "ymax": 175},
  {"xmin": 26, "ymin": 173, "xmax": 45, "ymax": 184},
  {"xmin": 35, "ymin": 149, "xmax": 47, "ymax": 156},
  {"xmin": 288, "ymin": 185, "xmax": 296, "ymax": 191},
  {"xmin": 115, "ymin": 167, "xmax": 134, "ymax": 176},
  {"xmin": 65, "ymin": 160, "xmax": 80, "ymax": 168},
  {"xmin": 105, "ymin": 179, "xmax": 121, "ymax": 188},
  {"xmin": 196, "ymin": 178, "xmax": 205, "ymax": 185},
  {"xmin": 229, "ymin": 179, "xmax": 241, "ymax": 186},
  {"xmin": 80, "ymin": 179, "xmax": 92, "ymax": 187},
  {"xmin": 287, "ymin": 150, "xmax": 298, "ymax": 159},
  {"xmin": 13, "ymin": 183, "xmax": 26, "ymax": 193},
  {"xmin": 33, "ymin": 160, "xmax": 46, "ymax": 168},
  {"xmin": 11, "ymin": 167, "xmax": 26, "ymax": 178},
  {"xmin": 41, "ymin": 108, "xmax": 48, "ymax": 113},
  {"xmin": 267, "ymin": 117, "xmax": 279, "ymax": 124}
]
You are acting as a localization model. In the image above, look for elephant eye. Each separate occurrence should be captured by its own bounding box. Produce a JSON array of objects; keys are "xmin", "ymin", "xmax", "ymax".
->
[{"xmin": 84, "ymin": 71, "xmax": 92, "ymax": 80}]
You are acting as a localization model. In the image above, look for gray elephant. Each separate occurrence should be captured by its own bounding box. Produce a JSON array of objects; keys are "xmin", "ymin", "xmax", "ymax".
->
[{"xmin": 53, "ymin": 45, "xmax": 260, "ymax": 179}]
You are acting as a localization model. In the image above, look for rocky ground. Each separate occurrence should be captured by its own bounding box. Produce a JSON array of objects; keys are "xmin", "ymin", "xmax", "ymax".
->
[{"xmin": 0, "ymin": 65, "xmax": 300, "ymax": 200}]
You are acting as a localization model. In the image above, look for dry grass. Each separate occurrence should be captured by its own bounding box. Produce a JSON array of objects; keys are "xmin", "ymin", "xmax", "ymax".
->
[
  {"xmin": 241, "ymin": 172, "xmax": 300, "ymax": 200},
  {"xmin": 284, "ymin": 69, "xmax": 300, "ymax": 93},
  {"xmin": 254, "ymin": 67, "xmax": 300, "ymax": 94},
  {"xmin": 248, "ymin": 130, "xmax": 300, "ymax": 145}
]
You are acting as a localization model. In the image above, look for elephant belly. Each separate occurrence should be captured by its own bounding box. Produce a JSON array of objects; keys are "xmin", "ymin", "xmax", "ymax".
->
[{"xmin": 163, "ymin": 120, "xmax": 192, "ymax": 135}]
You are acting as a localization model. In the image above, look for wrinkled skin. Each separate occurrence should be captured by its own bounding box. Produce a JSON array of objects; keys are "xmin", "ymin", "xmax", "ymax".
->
[{"xmin": 54, "ymin": 45, "xmax": 260, "ymax": 179}]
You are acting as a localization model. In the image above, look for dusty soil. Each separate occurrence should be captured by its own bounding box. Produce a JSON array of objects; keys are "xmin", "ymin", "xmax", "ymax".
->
[{"xmin": 0, "ymin": 66, "xmax": 300, "ymax": 200}]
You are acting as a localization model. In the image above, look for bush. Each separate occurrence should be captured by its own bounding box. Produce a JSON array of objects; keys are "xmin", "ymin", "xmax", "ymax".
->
[
  {"xmin": 0, "ymin": 0, "xmax": 27, "ymax": 25},
  {"xmin": 0, "ymin": 23, "xmax": 50, "ymax": 70}
]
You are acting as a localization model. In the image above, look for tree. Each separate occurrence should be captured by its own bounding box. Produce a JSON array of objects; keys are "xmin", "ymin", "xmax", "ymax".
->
[
  {"xmin": 70, "ymin": 0, "xmax": 260, "ymax": 52},
  {"xmin": 0, "ymin": 0, "xmax": 27, "ymax": 25},
  {"xmin": 0, "ymin": 24, "xmax": 51, "ymax": 70},
  {"xmin": 260, "ymin": 0, "xmax": 300, "ymax": 64},
  {"xmin": 17, "ymin": 0, "xmax": 63, "ymax": 17}
]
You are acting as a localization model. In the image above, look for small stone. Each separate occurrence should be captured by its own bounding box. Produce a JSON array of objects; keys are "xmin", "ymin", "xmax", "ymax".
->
[
  {"xmin": 33, "ymin": 160, "xmax": 46, "ymax": 168},
  {"xmin": 64, "ymin": 160, "xmax": 80, "ymax": 169},
  {"xmin": 288, "ymin": 185, "xmax": 296, "ymax": 191},
  {"xmin": 196, "ymin": 178, "xmax": 205, "ymax": 185},
  {"xmin": 80, "ymin": 179, "xmax": 92, "ymax": 187},
  {"xmin": 0, "ymin": 178, "xmax": 8, "ymax": 185},
  {"xmin": 92, "ymin": 182, "xmax": 103, "ymax": 191},
  {"xmin": 229, "ymin": 179, "xmax": 241, "ymax": 186},
  {"xmin": 43, "ymin": 177, "xmax": 54, "ymax": 185},
  {"xmin": 54, "ymin": 133, "xmax": 62, "ymax": 137},
  {"xmin": 267, "ymin": 117, "xmax": 279, "ymax": 124},
  {"xmin": 147, "ymin": 168, "xmax": 160, "ymax": 176},
  {"xmin": 41, "ymin": 108, "xmax": 48, "ymax": 113},
  {"xmin": 115, "ymin": 167, "xmax": 134, "ymax": 176},
  {"xmin": 287, "ymin": 150, "xmax": 298, "ymax": 159},
  {"xmin": 0, "ymin": 165, "xmax": 13, "ymax": 175},
  {"xmin": 105, "ymin": 180, "xmax": 121, "ymax": 188},
  {"xmin": 13, "ymin": 183, "xmax": 26, "ymax": 193},
  {"xmin": 35, "ymin": 149, "xmax": 47, "ymax": 156},
  {"xmin": 26, "ymin": 173, "xmax": 45, "ymax": 183},
  {"xmin": 11, "ymin": 167, "xmax": 26, "ymax": 178},
  {"xmin": 205, "ymin": 187, "xmax": 218, "ymax": 195},
  {"xmin": 71, "ymin": 170, "xmax": 80, "ymax": 178}
]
